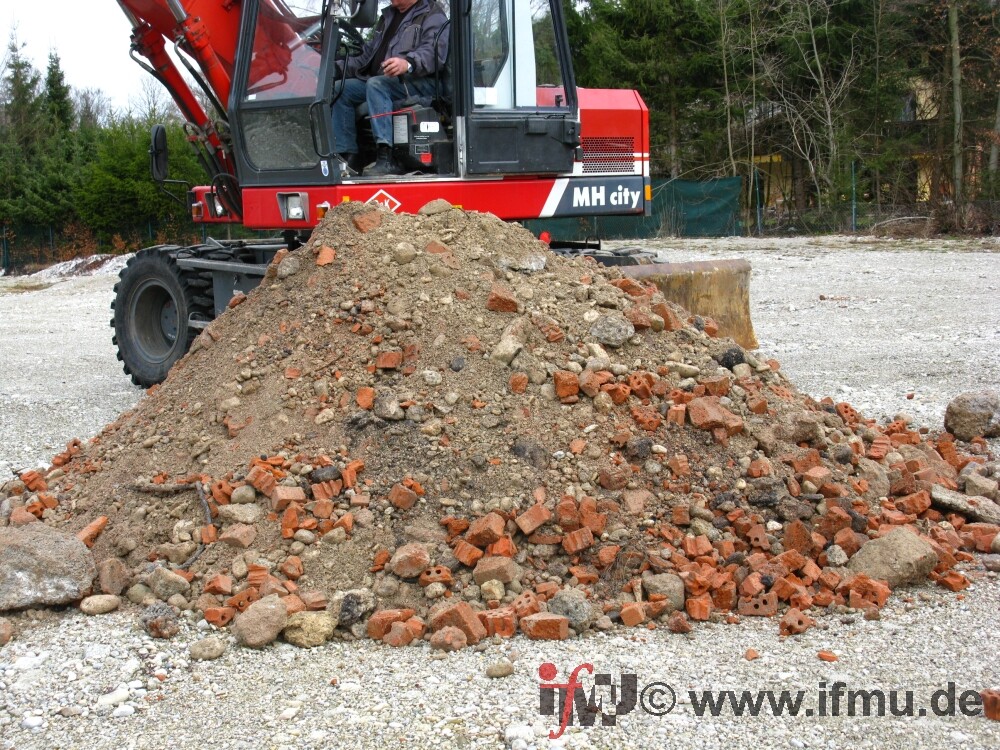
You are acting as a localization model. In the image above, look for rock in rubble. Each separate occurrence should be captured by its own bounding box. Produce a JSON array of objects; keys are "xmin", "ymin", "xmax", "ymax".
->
[
  {"xmin": 0, "ymin": 616, "xmax": 13, "ymax": 645},
  {"xmin": 846, "ymin": 527, "xmax": 937, "ymax": 588},
  {"xmin": 546, "ymin": 589, "xmax": 597, "ymax": 630},
  {"xmin": 930, "ymin": 485, "xmax": 1000, "ymax": 525},
  {"xmin": 80, "ymin": 595, "xmax": 121, "ymax": 615},
  {"xmin": 282, "ymin": 611, "xmax": 336, "ymax": 648},
  {"xmin": 0, "ymin": 525, "xmax": 96, "ymax": 611},
  {"xmin": 141, "ymin": 602, "xmax": 180, "ymax": 638},
  {"xmin": 641, "ymin": 573, "xmax": 686, "ymax": 612},
  {"xmin": 486, "ymin": 659, "xmax": 515, "ymax": 678},
  {"xmin": 387, "ymin": 543, "xmax": 431, "ymax": 579},
  {"xmin": 232, "ymin": 594, "xmax": 288, "ymax": 648},
  {"xmin": 332, "ymin": 588, "xmax": 375, "ymax": 627},
  {"xmin": 944, "ymin": 390, "xmax": 1000, "ymax": 441},
  {"xmin": 589, "ymin": 313, "xmax": 635, "ymax": 348},
  {"xmin": 145, "ymin": 566, "xmax": 191, "ymax": 601},
  {"xmin": 190, "ymin": 636, "xmax": 227, "ymax": 661}
]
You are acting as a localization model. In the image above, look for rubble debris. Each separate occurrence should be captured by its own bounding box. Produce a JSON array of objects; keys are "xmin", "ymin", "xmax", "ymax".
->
[{"xmin": 0, "ymin": 202, "xmax": 996, "ymax": 650}]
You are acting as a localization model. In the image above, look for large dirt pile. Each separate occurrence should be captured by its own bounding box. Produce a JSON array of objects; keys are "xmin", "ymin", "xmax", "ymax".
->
[{"xmin": 2, "ymin": 201, "xmax": 999, "ymax": 649}]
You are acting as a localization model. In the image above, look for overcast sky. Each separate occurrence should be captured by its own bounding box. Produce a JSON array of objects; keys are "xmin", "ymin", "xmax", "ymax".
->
[{"xmin": 6, "ymin": 4, "xmax": 151, "ymax": 111}]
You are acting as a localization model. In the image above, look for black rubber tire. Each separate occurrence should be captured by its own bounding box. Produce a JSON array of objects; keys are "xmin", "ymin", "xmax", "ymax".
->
[{"xmin": 110, "ymin": 246, "xmax": 212, "ymax": 387}]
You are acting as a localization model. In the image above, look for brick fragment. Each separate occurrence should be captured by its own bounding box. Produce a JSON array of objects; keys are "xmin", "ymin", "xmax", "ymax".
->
[
  {"xmin": 520, "ymin": 613, "xmax": 569, "ymax": 640},
  {"xmin": 430, "ymin": 602, "xmax": 488, "ymax": 645}
]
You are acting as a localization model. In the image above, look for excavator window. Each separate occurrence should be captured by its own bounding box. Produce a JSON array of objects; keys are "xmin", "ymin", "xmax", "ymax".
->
[
  {"xmin": 247, "ymin": 0, "xmax": 325, "ymax": 100},
  {"xmin": 470, "ymin": 0, "xmax": 569, "ymax": 109},
  {"xmin": 242, "ymin": 0, "xmax": 326, "ymax": 171}
]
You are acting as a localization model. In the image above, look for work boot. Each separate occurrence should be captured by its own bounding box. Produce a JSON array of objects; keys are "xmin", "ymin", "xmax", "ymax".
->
[{"xmin": 365, "ymin": 144, "xmax": 401, "ymax": 177}]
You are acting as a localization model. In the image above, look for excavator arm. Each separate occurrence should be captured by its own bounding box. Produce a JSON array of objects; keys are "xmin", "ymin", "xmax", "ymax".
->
[{"xmin": 115, "ymin": 0, "xmax": 250, "ymax": 217}]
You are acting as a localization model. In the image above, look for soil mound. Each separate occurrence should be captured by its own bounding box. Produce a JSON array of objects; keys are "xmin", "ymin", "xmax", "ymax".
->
[{"xmin": 2, "ymin": 201, "xmax": 997, "ymax": 646}]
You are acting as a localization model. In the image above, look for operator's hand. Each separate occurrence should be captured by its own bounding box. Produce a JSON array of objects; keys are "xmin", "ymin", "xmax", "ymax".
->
[{"xmin": 381, "ymin": 56, "xmax": 410, "ymax": 77}]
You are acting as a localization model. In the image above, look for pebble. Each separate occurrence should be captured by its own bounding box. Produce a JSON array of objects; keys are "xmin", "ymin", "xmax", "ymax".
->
[{"xmin": 486, "ymin": 659, "xmax": 514, "ymax": 678}]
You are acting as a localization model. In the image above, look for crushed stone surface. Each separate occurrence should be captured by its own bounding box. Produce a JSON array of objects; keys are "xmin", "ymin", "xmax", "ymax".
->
[{"xmin": 1, "ymin": 580, "xmax": 998, "ymax": 749}]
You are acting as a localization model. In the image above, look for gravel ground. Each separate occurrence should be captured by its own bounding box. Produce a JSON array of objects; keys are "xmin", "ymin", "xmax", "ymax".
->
[{"xmin": 1, "ymin": 237, "xmax": 998, "ymax": 749}]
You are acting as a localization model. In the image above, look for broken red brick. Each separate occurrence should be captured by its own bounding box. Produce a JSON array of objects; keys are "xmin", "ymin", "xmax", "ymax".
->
[
  {"xmin": 778, "ymin": 607, "xmax": 816, "ymax": 636},
  {"xmin": 367, "ymin": 608, "xmax": 416, "ymax": 640},
  {"xmin": 520, "ymin": 613, "xmax": 570, "ymax": 640},
  {"xmin": 515, "ymin": 503, "xmax": 552, "ymax": 535},
  {"xmin": 430, "ymin": 601, "xmax": 488, "ymax": 645},
  {"xmin": 562, "ymin": 527, "xmax": 594, "ymax": 555}
]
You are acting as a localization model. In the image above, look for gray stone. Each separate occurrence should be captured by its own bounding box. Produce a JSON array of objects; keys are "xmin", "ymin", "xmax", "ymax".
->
[
  {"xmin": 589, "ymin": 313, "xmax": 635, "ymax": 348},
  {"xmin": 156, "ymin": 542, "xmax": 198, "ymax": 566},
  {"xmin": 640, "ymin": 573, "xmax": 685, "ymax": 612},
  {"xmin": 282, "ymin": 611, "xmax": 336, "ymax": 648},
  {"xmin": 993, "ymin": 536, "xmax": 1000, "ymax": 555},
  {"xmin": 826, "ymin": 545, "xmax": 849, "ymax": 567},
  {"xmin": 229, "ymin": 485, "xmax": 257, "ymax": 504},
  {"xmin": 418, "ymin": 198, "xmax": 453, "ymax": 216},
  {"xmin": 126, "ymin": 583, "xmax": 154, "ymax": 605},
  {"xmin": 0, "ymin": 525, "xmax": 96, "ymax": 611},
  {"xmin": 218, "ymin": 504, "xmax": 263, "ymax": 524},
  {"xmin": 374, "ymin": 393, "xmax": 405, "ymax": 421},
  {"xmin": 332, "ymin": 588, "xmax": 375, "ymax": 627},
  {"xmin": 393, "ymin": 242, "xmax": 417, "ymax": 264},
  {"xmin": 945, "ymin": 390, "xmax": 1000, "ymax": 441},
  {"xmin": 231, "ymin": 594, "xmax": 288, "ymax": 648},
  {"xmin": 276, "ymin": 254, "xmax": 301, "ymax": 279},
  {"xmin": 930, "ymin": 484, "xmax": 1000, "ymax": 525},
  {"xmin": 982, "ymin": 553, "xmax": 1000, "ymax": 571},
  {"xmin": 964, "ymin": 472, "xmax": 998, "ymax": 500},
  {"xmin": 547, "ymin": 589, "xmax": 597, "ymax": 630},
  {"xmin": 847, "ymin": 527, "xmax": 937, "ymax": 587},
  {"xmin": 855, "ymin": 457, "xmax": 891, "ymax": 501},
  {"xmin": 146, "ymin": 567, "xmax": 191, "ymax": 601},
  {"xmin": 80, "ymin": 595, "xmax": 120, "ymax": 615},
  {"xmin": 490, "ymin": 336, "xmax": 523, "ymax": 366},
  {"xmin": 190, "ymin": 637, "xmax": 227, "ymax": 661}
]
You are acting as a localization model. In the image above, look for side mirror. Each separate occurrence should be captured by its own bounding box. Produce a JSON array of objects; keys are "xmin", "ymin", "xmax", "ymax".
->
[
  {"xmin": 149, "ymin": 124, "xmax": 169, "ymax": 182},
  {"xmin": 351, "ymin": 0, "xmax": 378, "ymax": 28}
]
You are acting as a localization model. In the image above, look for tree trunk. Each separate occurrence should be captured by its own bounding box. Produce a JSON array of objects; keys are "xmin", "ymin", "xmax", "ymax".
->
[
  {"xmin": 669, "ymin": 82, "xmax": 680, "ymax": 179},
  {"xmin": 949, "ymin": 1, "xmax": 963, "ymax": 223},
  {"xmin": 990, "ymin": 85, "xmax": 1000, "ymax": 176}
]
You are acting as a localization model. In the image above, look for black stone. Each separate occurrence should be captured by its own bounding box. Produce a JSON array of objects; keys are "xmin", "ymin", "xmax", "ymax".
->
[{"xmin": 716, "ymin": 346, "xmax": 746, "ymax": 371}]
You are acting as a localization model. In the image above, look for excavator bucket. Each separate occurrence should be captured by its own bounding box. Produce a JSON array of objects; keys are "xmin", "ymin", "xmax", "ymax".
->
[{"xmin": 621, "ymin": 259, "xmax": 758, "ymax": 350}]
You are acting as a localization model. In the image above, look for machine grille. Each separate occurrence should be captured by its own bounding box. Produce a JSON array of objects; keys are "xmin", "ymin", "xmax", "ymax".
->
[{"xmin": 581, "ymin": 137, "xmax": 636, "ymax": 174}]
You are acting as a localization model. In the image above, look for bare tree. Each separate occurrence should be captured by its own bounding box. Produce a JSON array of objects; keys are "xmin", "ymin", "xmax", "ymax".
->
[
  {"xmin": 761, "ymin": 0, "xmax": 862, "ymax": 207},
  {"xmin": 949, "ymin": 0, "xmax": 963, "ymax": 216}
]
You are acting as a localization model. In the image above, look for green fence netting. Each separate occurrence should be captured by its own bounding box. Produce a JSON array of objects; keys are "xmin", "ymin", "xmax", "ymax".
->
[{"xmin": 524, "ymin": 176, "xmax": 743, "ymax": 241}]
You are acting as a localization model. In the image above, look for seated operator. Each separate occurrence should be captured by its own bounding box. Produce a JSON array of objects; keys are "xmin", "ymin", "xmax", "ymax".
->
[{"xmin": 333, "ymin": 0, "xmax": 449, "ymax": 176}]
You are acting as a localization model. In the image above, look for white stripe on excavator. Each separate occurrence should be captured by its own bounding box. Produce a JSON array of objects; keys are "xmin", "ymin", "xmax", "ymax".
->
[{"xmin": 540, "ymin": 179, "xmax": 569, "ymax": 217}]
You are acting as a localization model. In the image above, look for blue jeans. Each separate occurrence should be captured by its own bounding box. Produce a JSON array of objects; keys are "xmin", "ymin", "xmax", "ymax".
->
[{"xmin": 332, "ymin": 74, "xmax": 438, "ymax": 153}]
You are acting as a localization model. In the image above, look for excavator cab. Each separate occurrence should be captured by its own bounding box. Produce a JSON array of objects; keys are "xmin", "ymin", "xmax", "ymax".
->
[{"xmin": 229, "ymin": 0, "xmax": 580, "ymax": 189}]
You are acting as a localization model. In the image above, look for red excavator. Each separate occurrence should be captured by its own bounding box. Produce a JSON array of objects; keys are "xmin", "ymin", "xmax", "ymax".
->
[{"xmin": 110, "ymin": 0, "xmax": 750, "ymax": 388}]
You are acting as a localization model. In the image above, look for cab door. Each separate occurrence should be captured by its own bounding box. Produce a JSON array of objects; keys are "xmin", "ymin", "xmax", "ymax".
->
[
  {"xmin": 462, "ymin": 0, "xmax": 580, "ymax": 175},
  {"xmin": 230, "ymin": 0, "xmax": 336, "ymax": 188}
]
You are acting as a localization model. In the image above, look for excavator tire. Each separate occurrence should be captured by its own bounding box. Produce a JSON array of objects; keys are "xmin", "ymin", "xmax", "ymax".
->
[{"xmin": 110, "ymin": 246, "xmax": 213, "ymax": 387}]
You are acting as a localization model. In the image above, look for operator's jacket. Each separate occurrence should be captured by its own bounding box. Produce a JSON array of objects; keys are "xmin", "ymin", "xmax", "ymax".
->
[{"xmin": 342, "ymin": 0, "xmax": 449, "ymax": 81}]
